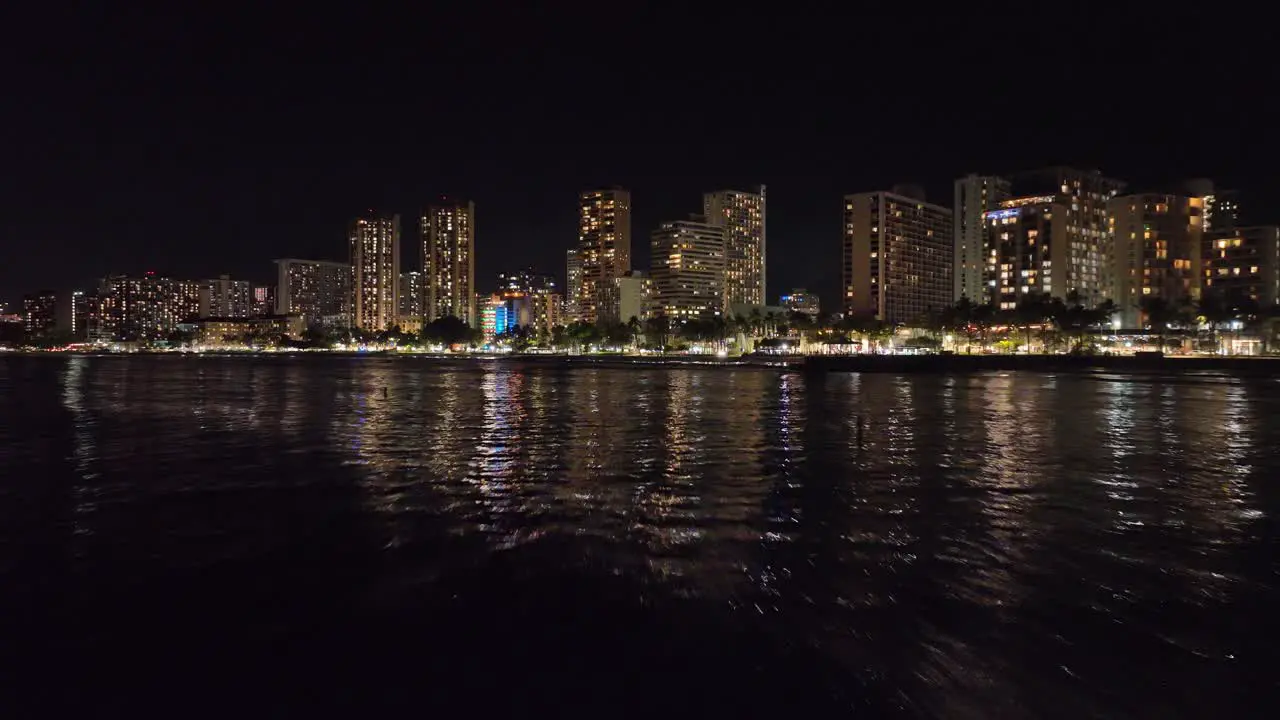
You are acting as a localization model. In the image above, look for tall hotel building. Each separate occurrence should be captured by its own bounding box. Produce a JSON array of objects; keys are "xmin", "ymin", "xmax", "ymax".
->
[
  {"xmin": 399, "ymin": 270, "xmax": 425, "ymax": 320},
  {"xmin": 650, "ymin": 215, "xmax": 726, "ymax": 321},
  {"xmin": 275, "ymin": 258, "xmax": 353, "ymax": 327},
  {"xmin": 96, "ymin": 273, "xmax": 202, "ymax": 341},
  {"xmin": 565, "ymin": 249, "xmax": 582, "ymax": 322},
  {"xmin": 842, "ymin": 186, "xmax": 952, "ymax": 324},
  {"xmin": 983, "ymin": 198, "xmax": 1069, "ymax": 310},
  {"xmin": 422, "ymin": 200, "xmax": 476, "ymax": 326},
  {"xmin": 1108, "ymin": 194, "xmax": 1203, "ymax": 327},
  {"xmin": 349, "ymin": 213, "xmax": 400, "ymax": 331},
  {"xmin": 199, "ymin": 275, "xmax": 253, "ymax": 318},
  {"xmin": 575, "ymin": 188, "xmax": 631, "ymax": 324},
  {"xmin": 704, "ymin": 187, "xmax": 766, "ymax": 308},
  {"xmin": 1204, "ymin": 225, "xmax": 1280, "ymax": 309},
  {"xmin": 1009, "ymin": 167, "xmax": 1125, "ymax": 306},
  {"xmin": 953, "ymin": 175, "xmax": 1010, "ymax": 302}
]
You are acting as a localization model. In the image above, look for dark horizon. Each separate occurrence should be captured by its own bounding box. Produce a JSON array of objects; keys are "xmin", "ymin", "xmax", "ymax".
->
[{"xmin": 5, "ymin": 7, "xmax": 1277, "ymax": 311}]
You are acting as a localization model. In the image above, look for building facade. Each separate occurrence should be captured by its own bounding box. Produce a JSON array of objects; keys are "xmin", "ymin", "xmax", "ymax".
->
[
  {"xmin": 251, "ymin": 285, "xmax": 275, "ymax": 318},
  {"xmin": 1204, "ymin": 226, "xmax": 1280, "ymax": 309},
  {"xmin": 96, "ymin": 273, "xmax": 202, "ymax": 341},
  {"xmin": 650, "ymin": 216, "xmax": 726, "ymax": 321},
  {"xmin": 349, "ymin": 212, "xmax": 400, "ymax": 331},
  {"xmin": 953, "ymin": 174, "xmax": 1011, "ymax": 302},
  {"xmin": 565, "ymin": 248, "xmax": 582, "ymax": 322},
  {"xmin": 983, "ymin": 201, "xmax": 1070, "ymax": 309},
  {"xmin": 22, "ymin": 291, "xmax": 58, "ymax": 339},
  {"xmin": 1109, "ymin": 194, "xmax": 1204, "ymax": 327},
  {"xmin": 1010, "ymin": 167, "xmax": 1125, "ymax": 306},
  {"xmin": 843, "ymin": 188, "xmax": 953, "ymax": 324},
  {"xmin": 615, "ymin": 271, "xmax": 654, "ymax": 323},
  {"xmin": 422, "ymin": 200, "xmax": 476, "ymax": 326},
  {"xmin": 199, "ymin": 275, "xmax": 253, "ymax": 318},
  {"xmin": 399, "ymin": 270, "xmax": 425, "ymax": 322},
  {"xmin": 780, "ymin": 288, "xmax": 821, "ymax": 318},
  {"xmin": 497, "ymin": 268, "xmax": 561, "ymax": 334},
  {"xmin": 275, "ymin": 258, "xmax": 352, "ymax": 327},
  {"xmin": 576, "ymin": 188, "xmax": 632, "ymax": 324},
  {"xmin": 704, "ymin": 187, "xmax": 766, "ymax": 308}
]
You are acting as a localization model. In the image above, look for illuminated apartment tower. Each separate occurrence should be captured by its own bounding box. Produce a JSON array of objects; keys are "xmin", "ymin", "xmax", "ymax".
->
[
  {"xmin": 576, "ymin": 188, "xmax": 632, "ymax": 323},
  {"xmin": 1204, "ymin": 225, "xmax": 1280, "ymax": 309},
  {"xmin": 422, "ymin": 200, "xmax": 476, "ymax": 326},
  {"xmin": 399, "ymin": 271, "xmax": 425, "ymax": 320},
  {"xmin": 275, "ymin": 258, "xmax": 352, "ymax": 326},
  {"xmin": 565, "ymin": 248, "xmax": 582, "ymax": 322},
  {"xmin": 953, "ymin": 174, "xmax": 1011, "ymax": 302},
  {"xmin": 704, "ymin": 186, "xmax": 766, "ymax": 307},
  {"xmin": 650, "ymin": 215, "xmax": 726, "ymax": 321},
  {"xmin": 842, "ymin": 186, "xmax": 952, "ymax": 324},
  {"xmin": 983, "ymin": 199, "xmax": 1070, "ymax": 310},
  {"xmin": 349, "ymin": 212, "xmax": 400, "ymax": 331},
  {"xmin": 1108, "ymin": 194, "xmax": 1203, "ymax": 327},
  {"xmin": 1009, "ymin": 167, "xmax": 1125, "ymax": 306}
]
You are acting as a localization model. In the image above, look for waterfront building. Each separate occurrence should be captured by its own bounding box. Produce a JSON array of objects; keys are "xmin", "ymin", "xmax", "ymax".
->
[
  {"xmin": 575, "ymin": 188, "xmax": 632, "ymax": 323},
  {"xmin": 422, "ymin": 200, "xmax": 476, "ymax": 326},
  {"xmin": 1203, "ymin": 225, "xmax": 1280, "ymax": 309},
  {"xmin": 22, "ymin": 291, "xmax": 58, "ymax": 339},
  {"xmin": 615, "ymin": 270, "xmax": 654, "ymax": 324},
  {"xmin": 843, "ymin": 186, "xmax": 952, "ymax": 324},
  {"xmin": 349, "ymin": 212, "xmax": 400, "ymax": 331},
  {"xmin": 1009, "ymin": 167, "xmax": 1125, "ymax": 306},
  {"xmin": 199, "ymin": 275, "xmax": 253, "ymax": 319},
  {"xmin": 96, "ymin": 273, "xmax": 202, "ymax": 341},
  {"xmin": 1109, "ymin": 193, "xmax": 1204, "ymax": 327},
  {"xmin": 650, "ymin": 215, "xmax": 726, "ymax": 321},
  {"xmin": 274, "ymin": 258, "xmax": 352, "ymax": 327},
  {"xmin": 954, "ymin": 174, "xmax": 1011, "ymax": 302},
  {"xmin": 704, "ymin": 187, "xmax": 766, "ymax": 308},
  {"xmin": 399, "ymin": 270, "xmax": 425, "ymax": 323}
]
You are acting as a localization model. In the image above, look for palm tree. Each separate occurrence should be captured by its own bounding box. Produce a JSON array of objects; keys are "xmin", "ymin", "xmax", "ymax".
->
[
  {"xmin": 1139, "ymin": 296, "xmax": 1174, "ymax": 351},
  {"xmin": 626, "ymin": 316, "xmax": 643, "ymax": 350}
]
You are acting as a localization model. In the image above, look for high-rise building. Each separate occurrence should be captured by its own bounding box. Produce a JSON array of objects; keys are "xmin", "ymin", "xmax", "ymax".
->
[
  {"xmin": 704, "ymin": 187, "xmax": 766, "ymax": 308},
  {"xmin": 22, "ymin": 291, "xmax": 57, "ymax": 339},
  {"xmin": 983, "ymin": 200, "xmax": 1070, "ymax": 310},
  {"xmin": 576, "ymin": 188, "xmax": 632, "ymax": 324},
  {"xmin": 953, "ymin": 174, "xmax": 1011, "ymax": 302},
  {"xmin": 843, "ymin": 187, "xmax": 953, "ymax": 324},
  {"xmin": 349, "ymin": 212, "xmax": 400, "ymax": 331},
  {"xmin": 53, "ymin": 290, "xmax": 90, "ymax": 341},
  {"xmin": 650, "ymin": 215, "xmax": 726, "ymax": 321},
  {"xmin": 1185, "ymin": 179, "xmax": 1241, "ymax": 233},
  {"xmin": 615, "ymin": 271, "xmax": 654, "ymax": 323},
  {"xmin": 1109, "ymin": 194, "xmax": 1204, "ymax": 327},
  {"xmin": 251, "ymin": 285, "xmax": 275, "ymax": 318},
  {"xmin": 199, "ymin": 275, "xmax": 253, "ymax": 318},
  {"xmin": 96, "ymin": 273, "xmax": 201, "ymax": 341},
  {"xmin": 1009, "ymin": 167, "xmax": 1125, "ymax": 306},
  {"xmin": 1204, "ymin": 226, "xmax": 1280, "ymax": 309},
  {"xmin": 275, "ymin": 259, "xmax": 352, "ymax": 326},
  {"xmin": 565, "ymin": 248, "xmax": 582, "ymax": 322},
  {"xmin": 780, "ymin": 288, "xmax": 820, "ymax": 318},
  {"xmin": 421, "ymin": 200, "xmax": 476, "ymax": 326},
  {"xmin": 399, "ymin": 271, "xmax": 425, "ymax": 321}
]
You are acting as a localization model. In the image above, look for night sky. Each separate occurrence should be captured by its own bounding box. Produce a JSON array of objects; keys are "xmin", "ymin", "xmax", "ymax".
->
[{"xmin": 5, "ymin": 7, "xmax": 1275, "ymax": 311}]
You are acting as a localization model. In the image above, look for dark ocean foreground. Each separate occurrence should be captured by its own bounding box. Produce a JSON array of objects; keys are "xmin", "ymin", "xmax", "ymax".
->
[{"xmin": 2, "ymin": 355, "xmax": 1277, "ymax": 717}]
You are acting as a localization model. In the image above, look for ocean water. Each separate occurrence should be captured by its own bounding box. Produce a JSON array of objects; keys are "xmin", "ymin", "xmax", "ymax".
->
[{"xmin": 1, "ymin": 355, "xmax": 1276, "ymax": 717}]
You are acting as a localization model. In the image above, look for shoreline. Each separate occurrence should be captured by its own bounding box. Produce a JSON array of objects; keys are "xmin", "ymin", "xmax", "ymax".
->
[{"xmin": 6, "ymin": 349, "xmax": 1280, "ymax": 374}]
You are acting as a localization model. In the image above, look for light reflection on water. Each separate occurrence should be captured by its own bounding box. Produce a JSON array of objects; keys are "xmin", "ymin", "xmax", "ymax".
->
[{"xmin": 0, "ymin": 356, "xmax": 1277, "ymax": 716}]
